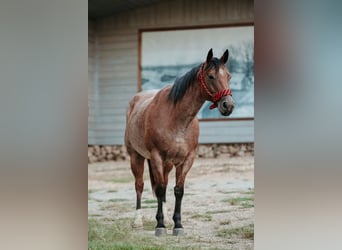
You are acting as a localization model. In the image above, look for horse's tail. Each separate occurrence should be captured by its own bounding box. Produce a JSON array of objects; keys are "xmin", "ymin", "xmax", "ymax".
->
[{"xmin": 147, "ymin": 159, "xmax": 156, "ymax": 196}]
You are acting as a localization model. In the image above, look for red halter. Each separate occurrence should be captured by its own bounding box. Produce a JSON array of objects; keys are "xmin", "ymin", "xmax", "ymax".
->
[{"xmin": 198, "ymin": 63, "xmax": 232, "ymax": 110}]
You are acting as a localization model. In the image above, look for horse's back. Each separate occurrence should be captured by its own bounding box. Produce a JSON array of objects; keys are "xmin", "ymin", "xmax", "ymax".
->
[{"xmin": 126, "ymin": 90, "xmax": 158, "ymax": 118}]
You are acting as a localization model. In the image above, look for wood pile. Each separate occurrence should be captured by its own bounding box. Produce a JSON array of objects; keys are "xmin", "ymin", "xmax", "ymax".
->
[{"xmin": 88, "ymin": 143, "xmax": 254, "ymax": 163}]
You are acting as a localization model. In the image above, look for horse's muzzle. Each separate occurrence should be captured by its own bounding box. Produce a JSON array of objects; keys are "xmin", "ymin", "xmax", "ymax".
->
[{"xmin": 218, "ymin": 95, "xmax": 234, "ymax": 116}]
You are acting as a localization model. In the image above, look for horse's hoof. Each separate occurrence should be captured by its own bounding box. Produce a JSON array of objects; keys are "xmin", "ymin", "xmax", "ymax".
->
[
  {"xmin": 155, "ymin": 227, "xmax": 167, "ymax": 236},
  {"xmin": 173, "ymin": 228, "xmax": 184, "ymax": 236}
]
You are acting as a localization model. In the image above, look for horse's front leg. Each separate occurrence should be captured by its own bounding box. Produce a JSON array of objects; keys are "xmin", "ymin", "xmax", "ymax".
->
[
  {"xmin": 173, "ymin": 152, "xmax": 195, "ymax": 236},
  {"xmin": 150, "ymin": 150, "xmax": 168, "ymax": 236}
]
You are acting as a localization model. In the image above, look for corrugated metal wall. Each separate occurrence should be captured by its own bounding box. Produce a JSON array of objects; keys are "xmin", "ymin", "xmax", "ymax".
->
[{"xmin": 88, "ymin": 0, "xmax": 254, "ymax": 145}]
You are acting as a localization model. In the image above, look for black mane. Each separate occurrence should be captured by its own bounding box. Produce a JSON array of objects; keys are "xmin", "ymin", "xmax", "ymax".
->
[
  {"xmin": 168, "ymin": 64, "xmax": 201, "ymax": 104},
  {"xmin": 168, "ymin": 58, "xmax": 223, "ymax": 104}
]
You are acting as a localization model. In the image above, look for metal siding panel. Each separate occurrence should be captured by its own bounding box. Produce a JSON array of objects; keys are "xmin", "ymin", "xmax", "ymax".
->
[{"xmin": 199, "ymin": 120, "xmax": 254, "ymax": 143}]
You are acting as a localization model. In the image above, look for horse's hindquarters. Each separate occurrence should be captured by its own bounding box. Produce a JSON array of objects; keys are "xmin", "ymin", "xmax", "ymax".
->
[{"xmin": 125, "ymin": 91, "xmax": 157, "ymax": 159}]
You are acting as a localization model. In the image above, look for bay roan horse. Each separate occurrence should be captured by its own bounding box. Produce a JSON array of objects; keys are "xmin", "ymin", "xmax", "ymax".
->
[{"xmin": 125, "ymin": 49, "xmax": 234, "ymax": 236}]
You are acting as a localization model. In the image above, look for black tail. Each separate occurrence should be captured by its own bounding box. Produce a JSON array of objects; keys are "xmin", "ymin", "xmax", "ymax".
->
[{"xmin": 148, "ymin": 160, "xmax": 156, "ymax": 196}]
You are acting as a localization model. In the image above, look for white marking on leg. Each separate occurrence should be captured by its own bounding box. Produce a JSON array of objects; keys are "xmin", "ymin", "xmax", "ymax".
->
[{"xmin": 132, "ymin": 209, "xmax": 143, "ymax": 228}]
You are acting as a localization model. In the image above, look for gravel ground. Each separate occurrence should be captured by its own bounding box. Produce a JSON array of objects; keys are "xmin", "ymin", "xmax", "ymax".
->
[{"xmin": 88, "ymin": 155, "xmax": 254, "ymax": 249}]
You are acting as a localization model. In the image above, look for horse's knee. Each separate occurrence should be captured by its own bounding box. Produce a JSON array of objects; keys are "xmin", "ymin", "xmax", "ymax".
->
[
  {"xmin": 156, "ymin": 185, "xmax": 166, "ymax": 198},
  {"xmin": 174, "ymin": 186, "xmax": 184, "ymax": 199},
  {"xmin": 135, "ymin": 180, "xmax": 144, "ymax": 193}
]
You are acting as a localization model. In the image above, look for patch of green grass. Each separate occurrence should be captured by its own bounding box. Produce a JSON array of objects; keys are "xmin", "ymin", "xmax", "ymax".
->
[
  {"xmin": 142, "ymin": 219, "xmax": 156, "ymax": 231},
  {"xmin": 107, "ymin": 189, "xmax": 118, "ymax": 193},
  {"xmin": 144, "ymin": 205, "xmax": 157, "ymax": 209},
  {"xmin": 89, "ymin": 214, "xmax": 102, "ymax": 217},
  {"xmin": 206, "ymin": 210, "xmax": 230, "ymax": 215},
  {"xmin": 100, "ymin": 203, "xmax": 129, "ymax": 212},
  {"xmin": 88, "ymin": 241, "xmax": 164, "ymax": 250},
  {"xmin": 219, "ymin": 220, "xmax": 232, "ymax": 225},
  {"xmin": 88, "ymin": 218, "xmax": 133, "ymax": 243},
  {"xmin": 89, "ymin": 198, "xmax": 103, "ymax": 203},
  {"xmin": 218, "ymin": 190, "xmax": 238, "ymax": 194},
  {"xmin": 223, "ymin": 197, "xmax": 254, "ymax": 206},
  {"xmin": 241, "ymin": 202, "xmax": 254, "ymax": 208},
  {"xmin": 216, "ymin": 224, "xmax": 254, "ymax": 239},
  {"xmin": 88, "ymin": 189, "xmax": 96, "ymax": 194},
  {"xmin": 88, "ymin": 218, "xmax": 196, "ymax": 250},
  {"xmin": 108, "ymin": 198, "xmax": 129, "ymax": 202},
  {"xmin": 242, "ymin": 190, "xmax": 254, "ymax": 195},
  {"xmin": 191, "ymin": 213, "xmax": 212, "ymax": 221},
  {"xmin": 143, "ymin": 199, "xmax": 157, "ymax": 204}
]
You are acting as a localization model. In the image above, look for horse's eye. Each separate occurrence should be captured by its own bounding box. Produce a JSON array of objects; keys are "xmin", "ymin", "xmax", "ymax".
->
[{"xmin": 208, "ymin": 75, "xmax": 215, "ymax": 80}]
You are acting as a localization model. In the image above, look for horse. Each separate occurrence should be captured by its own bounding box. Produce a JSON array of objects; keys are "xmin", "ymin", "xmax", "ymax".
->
[{"xmin": 124, "ymin": 48, "xmax": 234, "ymax": 236}]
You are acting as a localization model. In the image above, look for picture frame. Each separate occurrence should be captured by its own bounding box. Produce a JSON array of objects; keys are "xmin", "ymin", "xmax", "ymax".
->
[{"xmin": 139, "ymin": 24, "xmax": 254, "ymax": 120}]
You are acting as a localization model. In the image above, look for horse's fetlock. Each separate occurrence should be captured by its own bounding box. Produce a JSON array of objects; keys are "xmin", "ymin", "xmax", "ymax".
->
[
  {"xmin": 135, "ymin": 181, "xmax": 144, "ymax": 191},
  {"xmin": 173, "ymin": 213, "xmax": 181, "ymax": 222}
]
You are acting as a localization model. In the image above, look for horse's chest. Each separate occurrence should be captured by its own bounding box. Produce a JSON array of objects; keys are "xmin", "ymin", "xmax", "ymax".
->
[{"xmin": 166, "ymin": 136, "xmax": 191, "ymax": 159}]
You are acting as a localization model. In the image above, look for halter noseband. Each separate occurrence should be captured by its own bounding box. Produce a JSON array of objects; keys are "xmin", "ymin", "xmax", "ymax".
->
[{"xmin": 198, "ymin": 63, "xmax": 232, "ymax": 110}]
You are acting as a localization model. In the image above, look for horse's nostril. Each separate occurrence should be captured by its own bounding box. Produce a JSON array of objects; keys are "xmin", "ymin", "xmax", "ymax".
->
[{"xmin": 222, "ymin": 102, "xmax": 228, "ymax": 109}]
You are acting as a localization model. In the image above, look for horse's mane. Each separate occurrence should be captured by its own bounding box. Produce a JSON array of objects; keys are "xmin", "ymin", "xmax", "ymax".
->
[
  {"xmin": 168, "ymin": 58, "xmax": 223, "ymax": 105},
  {"xmin": 168, "ymin": 65, "xmax": 200, "ymax": 104}
]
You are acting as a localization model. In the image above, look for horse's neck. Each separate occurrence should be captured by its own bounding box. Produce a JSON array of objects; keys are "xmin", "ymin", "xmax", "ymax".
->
[{"xmin": 169, "ymin": 81, "xmax": 205, "ymax": 129}]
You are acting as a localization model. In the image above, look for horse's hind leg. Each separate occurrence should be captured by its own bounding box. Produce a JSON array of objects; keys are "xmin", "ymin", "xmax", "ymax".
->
[{"xmin": 129, "ymin": 151, "xmax": 145, "ymax": 228}]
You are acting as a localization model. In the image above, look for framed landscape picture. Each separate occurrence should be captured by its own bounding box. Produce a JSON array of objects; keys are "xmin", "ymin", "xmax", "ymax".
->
[{"xmin": 140, "ymin": 24, "xmax": 254, "ymax": 120}]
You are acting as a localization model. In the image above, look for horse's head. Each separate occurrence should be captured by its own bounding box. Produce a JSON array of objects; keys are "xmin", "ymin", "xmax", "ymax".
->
[{"xmin": 199, "ymin": 48, "xmax": 235, "ymax": 116}]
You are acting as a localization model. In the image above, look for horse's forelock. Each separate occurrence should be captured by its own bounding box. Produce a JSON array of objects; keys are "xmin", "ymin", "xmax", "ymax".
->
[{"xmin": 205, "ymin": 58, "xmax": 224, "ymax": 71}]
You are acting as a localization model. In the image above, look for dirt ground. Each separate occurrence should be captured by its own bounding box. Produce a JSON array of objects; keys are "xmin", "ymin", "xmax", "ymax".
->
[{"xmin": 88, "ymin": 155, "xmax": 254, "ymax": 250}]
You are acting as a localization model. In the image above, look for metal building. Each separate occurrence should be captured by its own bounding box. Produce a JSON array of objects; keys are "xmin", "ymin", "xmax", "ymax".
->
[{"xmin": 89, "ymin": 0, "xmax": 254, "ymax": 145}]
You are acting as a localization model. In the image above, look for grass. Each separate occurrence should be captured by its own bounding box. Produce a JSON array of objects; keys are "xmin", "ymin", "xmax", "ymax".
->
[
  {"xmin": 242, "ymin": 190, "xmax": 254, "ymax": 195},
  {"xmin": 108, "ymin": 198, "xmax": 129, "ymax": 202},
  {"xmin": 223, "ymin": 196, "xmax": 254, "ymax": 206},
  {"xmin": 218, "ymin": 190, "xmax": 238, "ymax": 194},
  {"xmin": 191, "ymin": 213, "xmax": 212, "ymax": 221},
  {"xmin": 142, "ymin": 199, "xmax": 157, "ymax": 208},
  {"xmin": 143, "ymin": 199, "xmax": 157, "ymax": 204},
  {"xmin": 219, "ymin": 220, "xmax": 232, "ymax": 225},
  {"xmin": 88, "ymin": 218, "xmax": 202, "ymax": 250},
  {"xmin": 142, "ymin": 219, "xmax": 156, "ymax": 231},
  {"xmin": 89, "ymin": 214, "xmax": 102, "ymax": 218},
  {"xmin": 88, "ymin": 241, "xmax": 164, "ymax": 250},
  {"xmin": 100, "ymin": 202, "xmax": 129, "ymax": 212},
  {"xmin": 88, "ymin": 218, "xmax": 159, "ymax": 249},
  {"xmin": 241, "ymin": 202, "xmax": 254, "ymax": 208},
  {"xmin": 205, "ymin": 210, "xmax": 230, "ymax": 215},
  {"xmin": 216, "ymin": 224, "xmax": 254, "ymax": 239}
]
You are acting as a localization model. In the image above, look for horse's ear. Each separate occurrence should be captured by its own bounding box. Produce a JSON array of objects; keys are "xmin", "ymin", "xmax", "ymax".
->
[
  {"xmin": 206, "ymin": 48, "xmax": 213, "ymax": 63},
  {"xmin": 220, "ymin": 49, "xmax": 229, "ymax": 64}
]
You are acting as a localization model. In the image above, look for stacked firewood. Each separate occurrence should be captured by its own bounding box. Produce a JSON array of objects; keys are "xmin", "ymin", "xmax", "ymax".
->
[
  {"xmin": 88, "ymin": 145, "xmax": 127, "ymax": 163},
  {"xmin": 88, "ymin": 143, "xmax": 254, "ymax": 163},
  {"xmin": 196, "ymin": 143, "xmax": 254, "ymax": 158}
]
